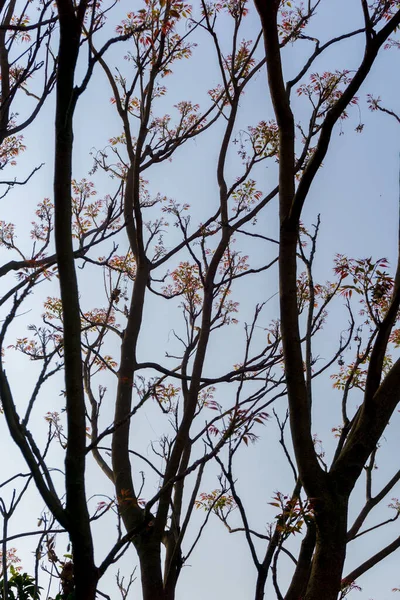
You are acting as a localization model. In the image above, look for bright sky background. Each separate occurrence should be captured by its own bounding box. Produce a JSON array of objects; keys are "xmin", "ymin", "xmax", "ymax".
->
[{"xmin": 1, "ymin": 1, "xmax": 400, "ymax": 599}]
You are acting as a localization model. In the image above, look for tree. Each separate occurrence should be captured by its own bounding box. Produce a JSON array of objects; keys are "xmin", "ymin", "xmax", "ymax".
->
[
  {"xmin": 253, "ymin": 2, "xmax": 400, "ymax": 598},
  {"xmin": 0, "ymin": 1, "xmax": 400, "ymax": 600},
  {"xmin": 0, "ymin": 1, "xmax": 277, "ymax": 598}
]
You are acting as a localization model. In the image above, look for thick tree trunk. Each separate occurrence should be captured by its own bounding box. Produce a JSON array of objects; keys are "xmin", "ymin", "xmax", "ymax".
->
[
  {"xmin": 135, "ymin": 536, "xmax": 165, "ymax": 600},
  {"xmin": 54, "ymin": 1, "xmax": 98, "ymax": 597},
  {"xmin": 254, "ymin": 567, "xmax": 268, "ymax": 600},
  {"xmin": 304, "ymin": 494, "xmax": 348, "ymax": 600}
]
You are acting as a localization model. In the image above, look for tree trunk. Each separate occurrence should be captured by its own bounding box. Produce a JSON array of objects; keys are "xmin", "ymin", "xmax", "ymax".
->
[
  {"xmin": 254, "ymin": 567, "xmax": 269, "ymax": 600},
  {"xmin": 54, "ymin": 1, "xmax": 98, "ymax": 597},
  {"xmin": 163, "ymin": 530, "xmax": 182, "ymax": 600},
  {"xmin": 284, "ymin": 521, "xmax": 315, "ymax": 600},
  {"xmin": 135, "ymin": 536, "xmax": 165, "ymax": 600},
  {"xmin": 304, "ymin": 494, "xmax": 348, "ymax": 600}
]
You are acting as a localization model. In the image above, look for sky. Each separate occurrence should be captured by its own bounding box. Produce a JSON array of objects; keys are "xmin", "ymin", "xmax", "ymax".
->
[{"xmin": 1, "ymin": 1, "xmax": 400, "ymax": 599}]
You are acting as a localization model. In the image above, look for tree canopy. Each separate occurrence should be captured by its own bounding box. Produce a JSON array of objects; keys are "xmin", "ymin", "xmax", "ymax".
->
[{"xmin": 1, "ymin": 1, "xmax": 400, "ymax": 599}]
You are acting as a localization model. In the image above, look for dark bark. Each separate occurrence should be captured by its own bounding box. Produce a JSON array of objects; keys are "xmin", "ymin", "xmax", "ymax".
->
[
  {"xmin": 112, "ymin": 261, "xmax": 150, "ymax": 508},
  {"xmin": 254, "ymin": 567, "xmax": 269, "ymax": 600},
  {"xmin": 54, "ymin": 0, "xmax": 98, "ymax": 597},
  {"xmin": 163, "ymin": 531, "xmax": 183, "ymax": 600},
  {"xmin": 135, "ymin": 535, "xmax": 165, "ymax": 600},
  {"xmin": 304, "ymin": 495, "xmax": 348, "ymax": 600},
  {"xmin": 254, "ymin": 527, "xmax": 281, "ymax": 600},
  {"xmin": 254, "ymin": 2, "xmax": 400, "ymax": 599},
  {"xmin": 284, "ymin": 522, "xmax": 315, "ymax": 600},
  {"xmin": 0, "ymin": 0, "xmax": 15, "ymax": 135},
  {"xmin": 254, "ymin": 0, "xmax": 324, "ymax": 498}
]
